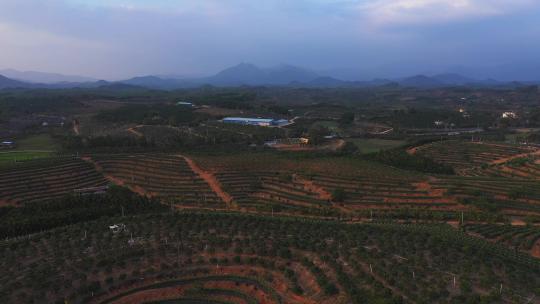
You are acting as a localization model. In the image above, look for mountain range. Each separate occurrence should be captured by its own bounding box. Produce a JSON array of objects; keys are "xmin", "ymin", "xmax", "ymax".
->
[
  {"xmin": 0, "ymin": 64, "xmax": 533, "ymax": 90},
  {"xmin": 0, "ymin": 69, "xmax": 96, "ymax": 84}
]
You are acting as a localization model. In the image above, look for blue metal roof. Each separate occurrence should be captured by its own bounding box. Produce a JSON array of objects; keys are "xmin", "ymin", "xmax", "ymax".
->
[{"xmin": 223, "ymin": 117, "xmax": 274, "ymax": 123}]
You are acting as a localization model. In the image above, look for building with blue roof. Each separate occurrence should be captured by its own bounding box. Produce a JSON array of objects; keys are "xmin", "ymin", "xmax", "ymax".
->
[{"xmin": 222, "ymin": 117, "xmax": 281, "ymax": 127}]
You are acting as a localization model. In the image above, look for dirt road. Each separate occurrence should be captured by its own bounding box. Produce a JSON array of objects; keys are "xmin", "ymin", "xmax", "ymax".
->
[{"xmin": 180, "ymin": 155, "xmax": 233, "ymax": 207}]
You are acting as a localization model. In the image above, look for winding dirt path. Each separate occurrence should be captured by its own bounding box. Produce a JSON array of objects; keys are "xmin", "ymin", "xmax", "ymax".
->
[
  {"xmin": 348, "ymin": 257, "xmax": 411, "ymax": 302},
  {"xmin": 406, "ymin": 143, "xmax": 429, "ymax": 155},
  {"xmin": 72, "ymin": 119, "xmax": 80, "ymax": 135},
  {"xmin": 531, "ymin": 240, "xmax": 540, "ymax": 259},
  {"xmin": 81, "ymin": 156, "xmax": 153, "ymax": 198},
  {"xmin": 180, "ymin": 155, "xmax": 233, "ymax": 207},
  {"xmin": 293, "ymin": 174, "xmax": 332, "ymax": 201},
  {"xmin": 126, "ymin": 125, "xmax": 144, "ymax": 138},
  {"xmin": 490, "ymin": 149, "xmax": 540, "ymax": 165}
]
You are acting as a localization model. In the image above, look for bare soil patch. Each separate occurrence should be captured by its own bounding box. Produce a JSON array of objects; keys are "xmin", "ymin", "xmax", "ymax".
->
[{"xmin": 181, "ymin": 155, "xmax": 233, "ymax": 206}]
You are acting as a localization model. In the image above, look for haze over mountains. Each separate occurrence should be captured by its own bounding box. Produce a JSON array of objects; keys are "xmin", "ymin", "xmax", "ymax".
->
[
  {"xmin": 0, "ymin": 69, "xmax": 97, "ymax": 84},
  {"xmin": 0, "ymin": 63, "xmax": 535, "ymax": 90}
]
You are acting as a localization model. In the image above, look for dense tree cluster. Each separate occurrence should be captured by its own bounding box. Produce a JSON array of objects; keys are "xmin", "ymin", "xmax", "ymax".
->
[
  {"xmin": 0, "ymin": 186, "xmax": 165, "ymax": 238},
  {"xmin": 1, "ymin": 212, "xmax": 538, "ymax": 303},
  {"xmin": 368, "ymin": 149, "xmax": 455, "ymax": 175}
]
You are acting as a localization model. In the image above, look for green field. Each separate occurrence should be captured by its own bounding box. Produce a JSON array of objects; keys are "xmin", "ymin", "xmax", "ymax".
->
[
  {"xmin": 312, "ymin": 120, "xmax": 340, "ymax": 132},
  {"xmin": 0, "ymin": 134, "xmax": 59, "ymax": 166},
  {"xmin": 0, "ymin": 151, "xmax": 53, "ymax": 164},
  {"xmin": 14, "ymin": 134, "xmax": 60, "ymax": 150},
  {"xmin": 349, "ymin": 138, "xmax": 406, "ymax": 153}
]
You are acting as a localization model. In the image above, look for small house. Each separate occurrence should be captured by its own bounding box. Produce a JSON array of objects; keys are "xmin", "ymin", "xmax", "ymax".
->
[
  {"xmin": 222, "ymin": 117, "xmax": 274, "ymax": 127},
  {"xmin": 502, "ymin": 112, "xmax": 517, "ymax": 119},
  {"xmin": 176, "ymin": 101, "xmax": 194, "ymax": 107},
  {"xmin": 0, "ymin": 141, "xmax": 15, "ymax": 149}
]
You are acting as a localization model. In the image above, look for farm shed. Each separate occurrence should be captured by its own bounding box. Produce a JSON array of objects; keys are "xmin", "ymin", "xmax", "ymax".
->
[
  {"xmin": 176, "ymin": 101, "xmax": 194, "ymax": 107},
  {"xmin": 0, "ymin": 141, "xmax": 15, "ymax": 149},
  {"xmin": 222, "ymin": 117, "xmax": 290, "ymax": 127},
  {"xmin": 222, "ymin": 117, "xmax": 274, "ymax": 126}
]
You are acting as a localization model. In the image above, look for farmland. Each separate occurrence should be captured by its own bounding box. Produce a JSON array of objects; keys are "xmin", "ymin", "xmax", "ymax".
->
[
  {"xmin": 0, "ymin": 134, "xmax": 59, "ymax": 166},
  {"xmin": 1, "ymin": 212, "xmax": 539, "ymax": 304},
  {"xmin": 88, "ymin": 154, "xmax": 223, "ymax": 208},
  {"xmin": 0, "ymin": 157, "xmax": 108, "ymax": 206},
  {"xmin": 2, "ymin": 85, "xmax": 540, "ymax": 303},
  {"xmin": 349, "ymin": 139, "xmax": 406, "ymax": 154},
  {"xmin": 411, "ymin": 140, "xmax": 537, "ymax": 173}
]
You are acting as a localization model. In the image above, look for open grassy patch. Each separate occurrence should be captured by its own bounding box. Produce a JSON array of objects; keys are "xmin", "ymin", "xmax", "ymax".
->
[
  {"xmin": 312, "ymin": 120, "xmax": 340, "ymax": 132},
  {"xmin": 0, "ymin": 151, "xmax": 53, "ymax": 166},
  {"xmin": 14, "ymin": 133, "xmax": 60, "ymax": 151},
  {"xmin": 349, "ymin": 138, "xmax": 406, "ymax": 154},
  {"xmin": 0, "ymin": 134, "xmax": 59, "ymax": 166}
]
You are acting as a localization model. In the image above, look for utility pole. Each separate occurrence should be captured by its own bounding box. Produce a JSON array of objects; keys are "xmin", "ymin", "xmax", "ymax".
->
[
  {"xmin": 177, "ymin": 242, "xmax": 180, "ymax": 264},
  {"xmin": 445, "ymin": 272, "xmax": 457, "ymax": 288},
  {"xmin": 369, "ymin": 264, "xmax": 373, "ymax": 274}
]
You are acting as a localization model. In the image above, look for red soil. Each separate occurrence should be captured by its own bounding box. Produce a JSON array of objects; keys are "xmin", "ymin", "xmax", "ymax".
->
[
  {"xmin": 81, "ymin": 156, "xmax": 152, "ymax": 198},
  {"xmin": 111, "ymin": 286, "xmax": 185, "ymax": 304},
  {"xmin": 490, "ymin": 148, "xmax": 540, "ymax": 165},
  {"xmin": 406, "ymin": 146, "xmax": 420, "ymax": 155},
  {"xmin": 531, "ymin": 240, "xmax": 540, "ymax": 258},
  {"xmin": 0, "ymin": 199, "xmax": 18, "ymax": 207},
  {"xmin": 126, "ymin": 125, "xmax": 144, "ymax": 138},
  {"xmin": 72, "ymin": 119, "xmax": 80, "ymax": 135},
  {"xmin": 409, "ymin": 180, "xmax": 457, "ymax": 204},
  {"xmin": 181, "ymin": 155, "xmax": 233, "ymax": 206},
  {"xmin": 294, "ymin": 174, "xmax": 332, "ymax": 201}
]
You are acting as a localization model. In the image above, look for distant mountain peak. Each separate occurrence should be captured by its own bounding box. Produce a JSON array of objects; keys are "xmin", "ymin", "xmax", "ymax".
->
[
  {"xmin": 0, "ymin": 69, "xmax": 96, "ymax": 84},
  {"xmin": 0, "ymin": 74, "xmax": 32, "ymax": 89},
  {"xmin": 207, "ymin": 63, "xmax": 319, "ymax": 86}
]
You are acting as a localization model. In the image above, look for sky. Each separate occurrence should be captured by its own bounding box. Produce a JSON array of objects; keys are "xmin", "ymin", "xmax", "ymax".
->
[{"xmin": 0, "ymin": 0, "xmax": 540, "ymax": 80}]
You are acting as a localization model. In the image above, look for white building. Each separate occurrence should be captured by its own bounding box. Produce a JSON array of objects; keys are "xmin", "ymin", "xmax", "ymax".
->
[{"xmin": 502, "ymin": 112, "xmax": 517, "ymax": 119}]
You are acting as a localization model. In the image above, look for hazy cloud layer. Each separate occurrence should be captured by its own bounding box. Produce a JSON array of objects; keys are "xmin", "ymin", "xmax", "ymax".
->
[{"xmin": 0, "ymin": 0, "xmax": 539, "ymax": 80}]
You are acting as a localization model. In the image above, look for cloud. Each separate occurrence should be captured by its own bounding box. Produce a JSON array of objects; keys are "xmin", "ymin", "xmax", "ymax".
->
[
  {"xmin": 357, "ymin": 0, "xmax": 537, "ymax": 27},
  {"xmin": 0, "ymin": 0, "xmax": 539, "ymax": 79}
]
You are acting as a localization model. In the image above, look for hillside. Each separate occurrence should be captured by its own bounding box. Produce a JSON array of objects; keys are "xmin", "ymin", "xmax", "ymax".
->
[{"xmin": 0, "ymin": 74, "xmax": 32, "ymax": 89}]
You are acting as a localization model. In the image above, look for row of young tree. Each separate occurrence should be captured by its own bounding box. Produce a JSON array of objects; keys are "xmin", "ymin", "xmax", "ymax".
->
[
  {"xmin": 367, "ymin": 148, "xmax": 455, "ymax": 175},
  {"xmin": 3, "ymin": 211, "xmax": 538, "ymax": 303},
  {"xmin": 0, "ymin": 186, "xmax": 166, "ymax": 239}
]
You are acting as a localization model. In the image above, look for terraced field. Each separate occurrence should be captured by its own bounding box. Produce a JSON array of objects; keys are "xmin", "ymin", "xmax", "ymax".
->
[
  {"xmin": 4, "ymin": 151, "xmax": 540, "ymax": 220},
  {"xmin": 310, "ymin": 174, "xmax": 458, "ymax": 211},
  {"xmin": 430, "ymin": 176, "xmax": 540, "ymax": 215},
  {"xmin": 215, "ymin": 170, "xmax": 332, "ymax": 214},
  {"xmin": 1, "ymin": 212, "xmax": 539, "ymax": 304},
  {"xmin": 0, "ymin": 157, "xmax": 108, "ymax": 205},
  {"xmin": 194, "ymin": 153, "xmax": 465, "ymax": 216},
  {"xmin": 88, "ymin": 154, "xmax": 222, "ymax": 208},
  {"xmin": 463, "ymin": 224, "xmax": 540, "ymax": 258},
  {"xmin": 467, "ymin": 157, "xmax": 540, "ymax": 180},
  {"xmin": 192, "ymin": 152, "xmax": 540, "ymax": 218},
  {"xmin": 413, "ymin": 140, "xmax": 535, "ymax": 172}
]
